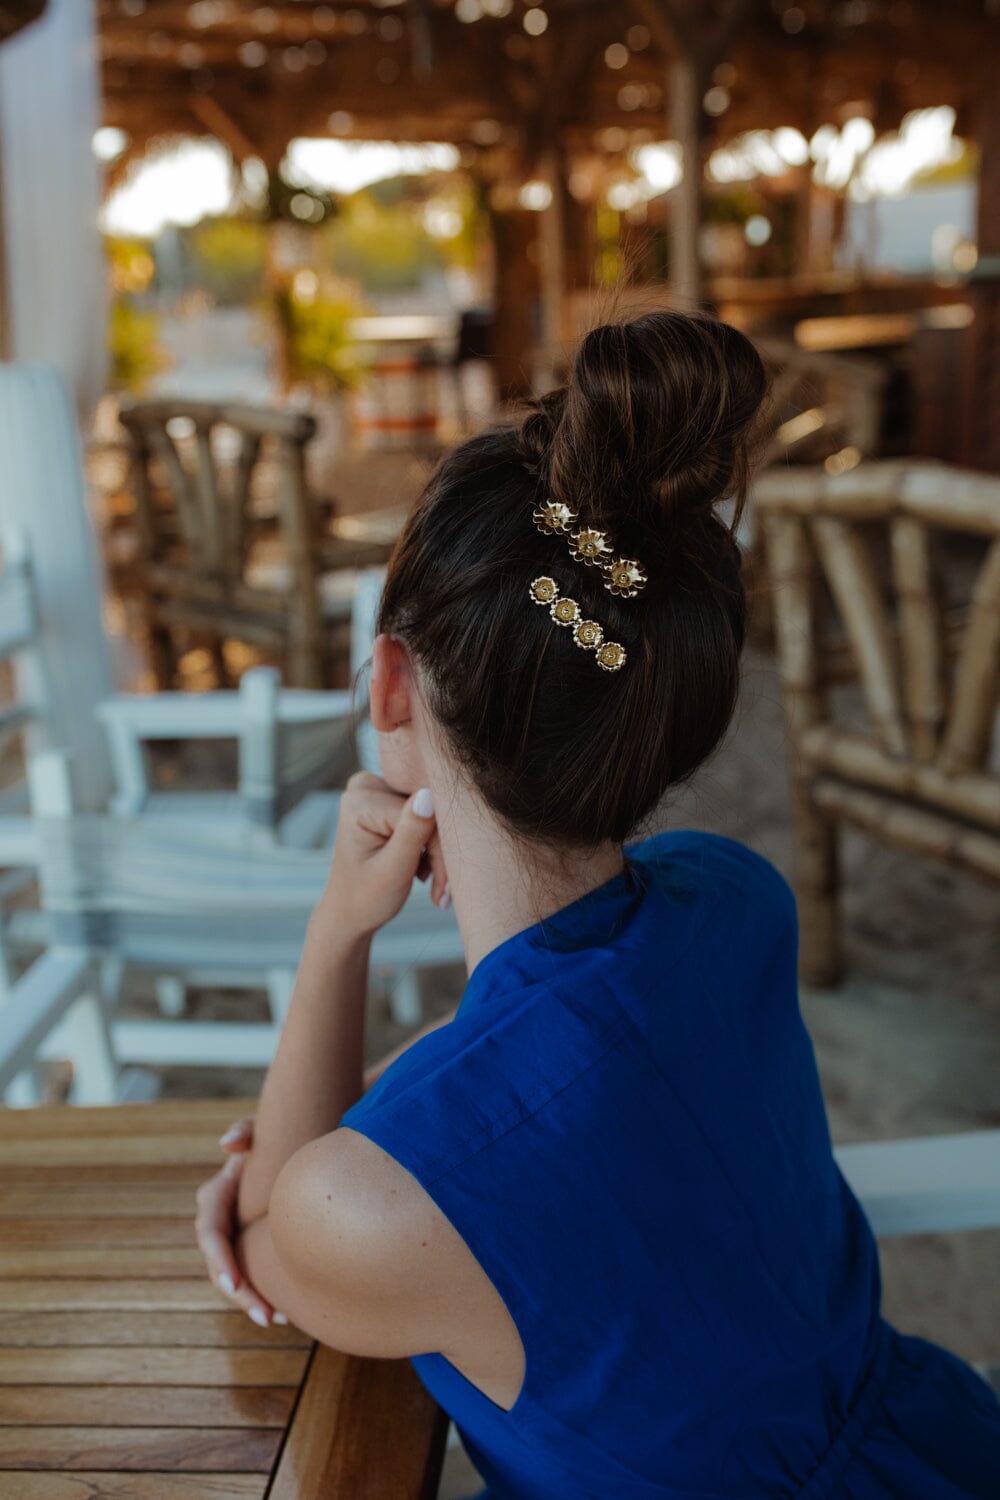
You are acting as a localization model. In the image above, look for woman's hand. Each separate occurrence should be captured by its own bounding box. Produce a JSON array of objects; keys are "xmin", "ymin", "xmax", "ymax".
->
[
  {"xmin": 317, "ymin": 773, "xmax": 449, "ymax": 942},
  {"xmin": 194, "ymin": 1117, "xmax": 284, "ymax": 1328}
]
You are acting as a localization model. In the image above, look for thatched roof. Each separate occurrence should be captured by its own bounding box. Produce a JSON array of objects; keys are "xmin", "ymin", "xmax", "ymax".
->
[{"xmin": 98, "ymin": 1, "xmax": 998, "ymax": 168}]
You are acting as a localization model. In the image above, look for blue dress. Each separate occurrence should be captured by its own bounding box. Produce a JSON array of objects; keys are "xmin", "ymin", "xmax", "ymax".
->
[{"xmin": 338, "ymin": 831, "xmax": 1000, "ymax": 1499}]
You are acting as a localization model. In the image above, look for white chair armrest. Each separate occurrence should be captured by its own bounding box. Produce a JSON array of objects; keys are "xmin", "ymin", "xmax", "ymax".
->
[{"xmin": 835, "ymin": 1131, "xmax": 1000, "ymax": 1238}]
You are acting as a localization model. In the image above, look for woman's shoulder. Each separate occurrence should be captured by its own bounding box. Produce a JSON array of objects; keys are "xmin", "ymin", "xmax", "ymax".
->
[{"xmin": 629, "ymin": 827, "xmax": 797, "ymax": 926}]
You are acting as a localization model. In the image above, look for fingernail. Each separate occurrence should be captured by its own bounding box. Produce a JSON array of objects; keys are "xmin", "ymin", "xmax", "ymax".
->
[
  {"xmin": 218, "ymin": 1273, "xmax": 235, "ymax": 1295},
  {"xmin": 248, "ymin": 1308, "xmax": 270, "ymax": 1327},
  {"xmin": 219, "ymin": 1129, "xmax": 242, "ymax": 1145},
  {"xmin": 273, "ymin": 1312, "xmax": 289, "ymax": 1325},
  {"xmin": 412, "ymin": 787, "xmax": 434, "ymax": 818},
  {"xmin": 439, "ymin": 884, "xmax": 451, "ymax": 910}
]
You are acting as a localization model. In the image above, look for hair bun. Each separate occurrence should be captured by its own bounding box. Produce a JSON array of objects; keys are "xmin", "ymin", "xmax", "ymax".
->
[{"xmin": 523, "ymin": 311, "xmax": 768, "ymax": 543}]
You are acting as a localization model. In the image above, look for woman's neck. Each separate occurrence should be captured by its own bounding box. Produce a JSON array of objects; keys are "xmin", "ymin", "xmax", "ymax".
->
[{"xmin": 429, "ymin": 771, "xmax": 626, "ymax": 977}]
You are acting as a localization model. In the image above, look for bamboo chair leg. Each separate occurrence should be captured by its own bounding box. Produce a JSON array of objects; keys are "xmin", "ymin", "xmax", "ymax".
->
[
  {"xmin": 147, "ymin": 619, "xmax": 177, "ymax": 691},
  {"xmin": 210, "ymin": 638, "xmax": 230, "ymax": 690},
  {"xmin": 792, "ymin": 782, "xmax": 842, "ymax": 989}
]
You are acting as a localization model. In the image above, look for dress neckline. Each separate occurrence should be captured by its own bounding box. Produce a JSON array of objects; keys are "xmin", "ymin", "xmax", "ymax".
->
[{"xmin": 458, "ymin": 846, "xmax": 648, "ymax": 1013}]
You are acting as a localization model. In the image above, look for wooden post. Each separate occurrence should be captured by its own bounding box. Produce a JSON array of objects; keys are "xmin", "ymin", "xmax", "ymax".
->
[
  {"xmin": 486, "ymin": 198, "xmax": 537, "ymax": 405},
  {"xmin": 669, "ymin": 50, "xmax": 706, "ymax": 309},
  {"xmin": 963, "ymin": 81, "xmax": 1000, "ymax": 473},
  {"xmin": 538, "ymin": 142, "xmax": 569, "ymax": 379},
  {"xmin": 634, "ymin": 0, "xmax": 751, "ymax": 309}
]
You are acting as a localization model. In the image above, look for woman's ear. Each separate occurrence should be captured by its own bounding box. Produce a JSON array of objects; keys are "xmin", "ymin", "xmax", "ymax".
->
[{"xmin": 369, "ymin": 633, "xmax": 414, "ymax": 734}]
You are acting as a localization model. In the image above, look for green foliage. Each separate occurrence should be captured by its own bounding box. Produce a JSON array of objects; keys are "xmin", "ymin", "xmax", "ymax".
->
[
  {"xmin": 704, "ymin": 185, "xmax": 763, "ymax": 225},
  {"xmin": 105, "ymin": 235, "xmax": 157, "ymax": 295},
  {"xmin": 108, "ymin": 297, "xmax": 165, "ymax": 393},
  {"xmin": 320, "ymin": 192, "xmax": 437, "ymax": 292},
  {"xmin": 271, "ymin": 279, "xmax": 369, "ymax": 392},
  {"xmin": 189, "ymin": 217, "xmax": 267, "ymax": 304}
]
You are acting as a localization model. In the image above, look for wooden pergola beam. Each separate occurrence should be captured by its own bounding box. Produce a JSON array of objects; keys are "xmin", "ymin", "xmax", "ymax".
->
[{"xmin": 188, "ymin": 92, "xmax": 265, "ymax": 164}]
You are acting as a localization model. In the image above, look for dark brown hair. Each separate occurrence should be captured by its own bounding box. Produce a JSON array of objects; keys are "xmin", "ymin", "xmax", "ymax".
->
[{"xmin": 374, "ymin": 308, "xmax": 769, "ymax": 848}]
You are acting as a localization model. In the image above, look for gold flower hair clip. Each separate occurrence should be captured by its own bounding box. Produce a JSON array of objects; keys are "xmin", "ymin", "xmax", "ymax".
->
[
  {"xmin": 528, "ymin": 576, "xmax": 627, "ymax": 672},
  {"xmin": 532, "ymin": 499, "xmax": 648, "ymax": 600}
]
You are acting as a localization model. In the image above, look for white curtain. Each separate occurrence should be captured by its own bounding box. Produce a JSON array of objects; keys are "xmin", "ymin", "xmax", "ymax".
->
[{"xmin": 0, "ymin": 0, "xmax": 106, "ymax": 421}]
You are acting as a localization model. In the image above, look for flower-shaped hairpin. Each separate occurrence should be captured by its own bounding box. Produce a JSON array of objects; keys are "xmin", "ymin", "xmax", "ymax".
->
[
  {"xmin": 529, "ymin": 576, "xmax": 627, "ymax": 672},
  {"xmin": 532, "ymin": 497, "xmax": 647, "ymax": 599},
  {"xmin": 533, "ymin": 499, "xmax": 578, "ymax": 535},
  {"xmin": 604, "ymin": 558, "xmax": 647, "ymax": 599}
]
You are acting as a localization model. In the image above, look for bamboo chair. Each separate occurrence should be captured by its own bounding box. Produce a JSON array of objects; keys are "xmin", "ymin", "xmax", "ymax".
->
[
  {"xmin": 755, "ymin": 338, "xmax": 887, "ymax": 468},
  {"xmin": 118, "ymin": 396, "xmax": 391, "ymax": 690},
  {"xmin": 757, "ymin": 459, "xmax": 1000, "ymax": 987}
]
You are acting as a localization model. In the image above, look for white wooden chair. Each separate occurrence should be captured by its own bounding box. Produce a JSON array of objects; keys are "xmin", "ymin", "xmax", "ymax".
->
[
  {"xmin": 96, "ymin": 665, "xmax": 355, "ymax": 850},
  {"xmin": 0, "ymin": 744, "xmax": 463, "ymax": 1096}
]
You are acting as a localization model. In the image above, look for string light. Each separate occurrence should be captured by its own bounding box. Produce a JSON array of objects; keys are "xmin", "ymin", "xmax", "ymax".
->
[
  {"xmin": 238, "ymin": 40, "xmax": 268, "ymax": 66},
  {"xmin": 523, "ymin": 8, "xmax": 548, "ymax": 35}
]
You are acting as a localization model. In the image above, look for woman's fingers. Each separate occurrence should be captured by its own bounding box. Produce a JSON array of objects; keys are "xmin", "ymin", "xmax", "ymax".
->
[
  {"xmin": 194, "ymin": 1149, "xmax": 288, "ymax": 1329},
  {"xmin": 218, "ymin": 1116, "xmax": 255, "ymax": 1153},
  {"xmin": 194, "ymin": 1157, "xmax": 245, "ymax": 1295}
]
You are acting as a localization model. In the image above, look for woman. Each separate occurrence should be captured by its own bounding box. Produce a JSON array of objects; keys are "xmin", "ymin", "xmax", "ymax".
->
[{"xmin": 195, "ymin": 310, "xmax": 1000, "ymax": 1498}]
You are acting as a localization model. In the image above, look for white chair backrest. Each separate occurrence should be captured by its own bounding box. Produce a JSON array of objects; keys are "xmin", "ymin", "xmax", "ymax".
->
[
  {"xmin": 351, "ymin": 567, "xmax": 386, "ymax": 775},
  {"xmin": 0, "ymin": 364, "xmax": 114, "ymax": 809}
]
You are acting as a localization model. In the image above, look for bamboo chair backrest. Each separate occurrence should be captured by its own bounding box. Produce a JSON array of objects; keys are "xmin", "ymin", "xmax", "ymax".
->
[
  {"xmin": 118, "ymin": 396, "xmax": 321, "ymax": 631},
  {"xmin": 756, "ymin": 461, "xmax": 1000, "ymax": 828},
  {"xmin": 748, "ymin": 338, "xmax": 886, "ymax": 466}
]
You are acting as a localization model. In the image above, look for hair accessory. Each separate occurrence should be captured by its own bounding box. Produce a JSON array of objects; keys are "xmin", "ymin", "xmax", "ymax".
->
[
  {"xmin": 568, "ymin": 526, "xmax": 613, "ymax": 567},
  {"xmin": 603, "ymin": 558, "xmax": 648, "ymax": 598},
  {"xmin": 533, "ymin": 500, "xmax": 578, "ymax": 535},
  {"xmin": 533, "ymin": 497, "xmax": 647, "ymax": 599},
  {"xmin": 529, "ymin": 577, "xmax": 626, "ymax": 671}
]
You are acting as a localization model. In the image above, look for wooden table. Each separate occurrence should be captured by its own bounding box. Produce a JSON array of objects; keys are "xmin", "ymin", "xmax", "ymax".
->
[{"xmin": 0, "ymin": 1100, "xmax": 448, "ymax": 1499}]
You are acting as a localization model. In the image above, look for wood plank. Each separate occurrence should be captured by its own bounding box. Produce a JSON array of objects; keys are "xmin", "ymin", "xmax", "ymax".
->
[
  {"xmin": 0, "ymin": 1135, "xmax": 227, "ymax": 1169},
  {"xmin": 0, "ymin": 1384, "xmax": 295, "ymax": 1427},
  {"xmin": 0, "ymin": 1426, "xmax": 280, "ymax": 1472},
  {"xmin": 0, "ymin": 1311, "xmax": 309, "ymax": 1348},
  {"xmin": 1, "ymin": 1218, "xmax": 197, "ymax": 1246},
  {"xmin": 0, "ymin": 1476, "xmax": 266, "ymax": 1500},
  {"xmin": 0, "ymin": 1101, "xmax": 253, "ymax": 1139},
  {"xmin": 0, "ymin": 1246, "xmax": 204, "ymax": 1278},
  {"xmin": 0, "ymin": 1164, "xmax": 209, "ymax": 1186},
  {"xmin": 269, "ymin": 1345, "xmax": 448, "ymax": 1500},
  {"xmin": 0, "ymin": 1185, "xmax": 200, "ymax": 1218},
  {"xmin": 0, "ymin": 1280, "xmax": 229, "ymax": 1311},
  {"xmin": 0, "ymin": 1347, "xmax": 307, "ymax": 1387}
]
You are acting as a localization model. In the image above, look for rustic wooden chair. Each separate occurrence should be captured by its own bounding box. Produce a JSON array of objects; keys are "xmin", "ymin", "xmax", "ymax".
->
[
  {"xmin": 757, "ymin": 459, "xmax": 1000, "ymax": 987},
  {"xmin": 118, "ymin": 396, "xmax": 391, "ymax": 690}
]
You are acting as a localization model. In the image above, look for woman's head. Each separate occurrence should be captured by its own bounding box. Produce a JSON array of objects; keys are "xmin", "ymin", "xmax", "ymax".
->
[{"xmin": 367, "ymin": 308, "xmax": 769, "ymax": 848}]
